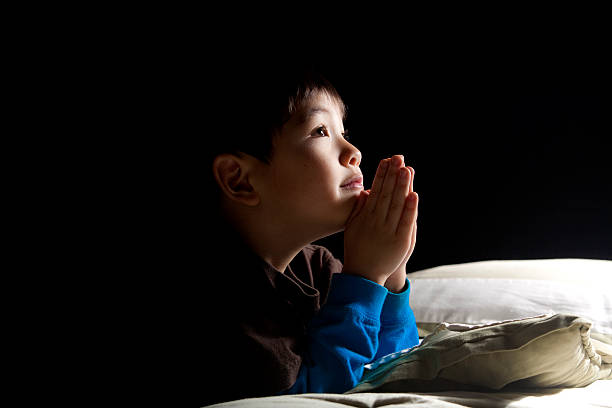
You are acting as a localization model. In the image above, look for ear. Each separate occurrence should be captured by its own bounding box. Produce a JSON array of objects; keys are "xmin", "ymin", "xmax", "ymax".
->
[{"xmin": 212, "ymin": 154, "xmax": 261, "ymax": 207}]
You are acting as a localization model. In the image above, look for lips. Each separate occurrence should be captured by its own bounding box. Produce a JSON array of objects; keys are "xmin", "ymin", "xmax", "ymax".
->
[{"xmin": 340, "ymin": 174, "xmax": 364, "ymax": 189}]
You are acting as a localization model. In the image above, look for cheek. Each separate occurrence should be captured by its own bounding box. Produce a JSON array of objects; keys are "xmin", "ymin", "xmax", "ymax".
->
[
  {"xmin": 279, "ymin": 158, "xmax": 336, "ymax": 201},
  {"xmin": 269, "ymin": 141, "xmax": 343, "ymax": 203},
  {"xmin": 299, "ymin": 155, "xmax": 337, "ymax": 193}
]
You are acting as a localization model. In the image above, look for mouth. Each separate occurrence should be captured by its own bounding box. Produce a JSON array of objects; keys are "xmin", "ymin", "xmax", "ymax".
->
[{"xmin": 340, "ymin": 175, "xmax": 364, "ymax": 190}]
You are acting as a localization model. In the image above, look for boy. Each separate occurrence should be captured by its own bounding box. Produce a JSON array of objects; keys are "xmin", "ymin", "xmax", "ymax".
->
[{"xmin": 202, "ymin": 66, "xmax": 419, "ymax": 405}]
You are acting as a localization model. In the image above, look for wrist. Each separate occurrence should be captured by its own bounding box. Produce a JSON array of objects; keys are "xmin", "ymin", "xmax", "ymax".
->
[
  {"xmin": 385, "ymin": 278, "xmax": 407, "ymax": 293},
  {"xmin": 384, "ymin": 266, "xmax": 407, "ymax": 293},
  {"xmin": 385, "ymin": 281, "xmax": 407, "ymax": 293},
  {"xmin": 341, "ymin": 267, "xmax": 388, "ymax": 287}
]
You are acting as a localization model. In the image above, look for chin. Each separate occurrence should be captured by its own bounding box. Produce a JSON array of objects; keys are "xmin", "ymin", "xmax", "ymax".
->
[
  {"xmin": 308, "ymin": 195, "xmax": 360, "ymax": 238},
  {"xmin": 340, "ymin": 197, "xmax": 360, "ymax": 229},
  {"xmin": 320, "ymin": 210, "xmax": 353, "ymax": 237}
]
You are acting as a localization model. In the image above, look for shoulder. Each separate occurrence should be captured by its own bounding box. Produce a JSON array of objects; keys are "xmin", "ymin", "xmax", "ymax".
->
[
  {"xmin": 301, "ymin": 244, "xmax": 343, "ymax": 274},
  {"xmin": 293, "ymin": 245, "xmax": 342, "ymax": 305}
]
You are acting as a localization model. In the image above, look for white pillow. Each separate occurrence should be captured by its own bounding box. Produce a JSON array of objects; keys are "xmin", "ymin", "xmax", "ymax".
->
[
  {"xmin": 348, "ymin": 314, "xmax": 612, "ymax": 393},
  {"xmin": 407, "ymin": 259, "xmax": 612, "ymax": 338},
  {"xmin": 408, "ymin": 258, "xmax": 611, "ymax": 285}
]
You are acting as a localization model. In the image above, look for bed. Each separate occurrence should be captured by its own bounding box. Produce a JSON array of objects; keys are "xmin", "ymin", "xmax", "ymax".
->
[{"xmin": 206, "ymin": 258, "xmax": 612, "ymax": 407}]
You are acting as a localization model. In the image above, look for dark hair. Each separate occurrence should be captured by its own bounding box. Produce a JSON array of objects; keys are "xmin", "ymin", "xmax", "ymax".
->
[
  {"xmin": 210, "ymin": 65, "xmax": 345, "ymax": 159},
  {"xmin": 208, "ymin": 64, "xmax": 346, "ymax": 191}
]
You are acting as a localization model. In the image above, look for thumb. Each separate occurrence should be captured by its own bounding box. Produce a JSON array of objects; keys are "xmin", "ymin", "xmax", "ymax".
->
[{"xmin": 346, "ymin": 190, "xmax": 369, "ymax": 226}]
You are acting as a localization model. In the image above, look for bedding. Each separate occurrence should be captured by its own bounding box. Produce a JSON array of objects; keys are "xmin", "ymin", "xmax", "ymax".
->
[
  {"xmin": 349, "ymin": 314, "xmax": 612, "ymax": 393},
  {"xmin": 209, "ymin": 381, "xmax": 612, "ymax": 407},
  {"xmin": 205, "ymin": 259, "xmax": 612, "ymax": 408},
  {"xmin": 407, "ymin": 258, "xmax": 612, "ymax": 342}
]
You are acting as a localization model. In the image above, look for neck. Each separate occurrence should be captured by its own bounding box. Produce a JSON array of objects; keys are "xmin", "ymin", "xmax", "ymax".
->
[{"xmin": 223, "ymin": 206, "xmax": 334, "ymax": 273}]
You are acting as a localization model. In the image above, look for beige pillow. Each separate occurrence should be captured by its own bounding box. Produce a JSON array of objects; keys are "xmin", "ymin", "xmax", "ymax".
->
[{"xmin": 347, "ymin": 314, "xmax": 612, "ymax": 393}]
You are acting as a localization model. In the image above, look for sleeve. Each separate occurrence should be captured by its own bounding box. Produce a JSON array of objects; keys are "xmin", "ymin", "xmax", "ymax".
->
[
  {"xmin": 281, "ymin": 272, "xmax": 388, "ymax": 394},
  {"xmin": 374, "ymin": 277, "xmax": 420, "ymax": 360}
]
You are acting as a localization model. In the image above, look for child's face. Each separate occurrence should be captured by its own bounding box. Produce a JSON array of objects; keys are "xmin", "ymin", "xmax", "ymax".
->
[{"xmin": 255, "ymin": 91, "xmax": 363, "ymax": 237}]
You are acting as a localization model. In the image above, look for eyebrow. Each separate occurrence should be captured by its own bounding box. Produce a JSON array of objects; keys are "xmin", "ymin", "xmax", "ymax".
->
[{"xmin": 296, "ymin": 107, "xmax": 332, "ymax": 124}]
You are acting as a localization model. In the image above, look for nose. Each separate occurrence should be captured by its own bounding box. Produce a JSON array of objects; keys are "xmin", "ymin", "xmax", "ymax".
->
[{"xmin": 341, "ymin": 143, "xmax": 362, "ymax": 168}]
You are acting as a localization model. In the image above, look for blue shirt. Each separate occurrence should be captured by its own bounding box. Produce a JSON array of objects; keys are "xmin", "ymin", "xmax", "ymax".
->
[{"xmin": 282, "ymin": 273, "xmax": 419, "ymax": 394}]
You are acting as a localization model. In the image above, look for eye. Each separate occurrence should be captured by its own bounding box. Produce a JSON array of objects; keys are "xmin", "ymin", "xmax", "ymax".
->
[
  {"xmin": 342, "ymin": 129, "xmax": 350, "ymax": 141},
  {"xmin": 314, "ymin": 125, "xmax": 329, "ymax": 137}
]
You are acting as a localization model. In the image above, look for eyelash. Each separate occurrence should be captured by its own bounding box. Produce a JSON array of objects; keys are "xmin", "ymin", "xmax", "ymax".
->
[{"xmin": 315, "ymin": 125, "xmax": 350, "ymax": 141}]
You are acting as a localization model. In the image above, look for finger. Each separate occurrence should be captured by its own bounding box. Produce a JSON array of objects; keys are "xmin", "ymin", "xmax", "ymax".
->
[
  {"xmin": 406, "ymin": 166, "xmax": 414, "ymax": 193},
  {"xmin": 364, "ymin": 159, "xmax": 390, "ymax": 213},
  {"xmin": 396, "ymin": 192, "xmax": 419, "ymax": 237},
  {"xmin": 346, "ymin": 190, "xmax": 369, "ymax": 225},
  {"xmin": 401, "ymin": 220, "xmax": 418, "ymax": 265},
  {"xmin": 355, "ymin": 190, "xmax": 369, "ymax": 215},
  {"xmin": 374, "ymin": 155, "xmax": 403, "ymax": 219},
  {"xmin": 410, "ymin": 219, "xmax": 417, "ymax": 251},
  {"xmin": 409, "ymin": 201, "xmax": 418, "ymax": 251},
  {"xmin": 386, "ymin": 167, "xmax": 411, "ymax": 227}
]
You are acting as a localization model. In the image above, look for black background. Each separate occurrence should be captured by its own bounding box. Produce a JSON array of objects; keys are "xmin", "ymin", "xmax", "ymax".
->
[{"xmin": 310, "ymin": 50, "xmax": 610, "ymax": 271}]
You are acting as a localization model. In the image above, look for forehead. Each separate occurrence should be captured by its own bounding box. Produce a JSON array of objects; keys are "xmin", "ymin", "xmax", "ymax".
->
[{"xmin": 294, "ymin": 92, "xmax": 345, "ymax": 125}]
